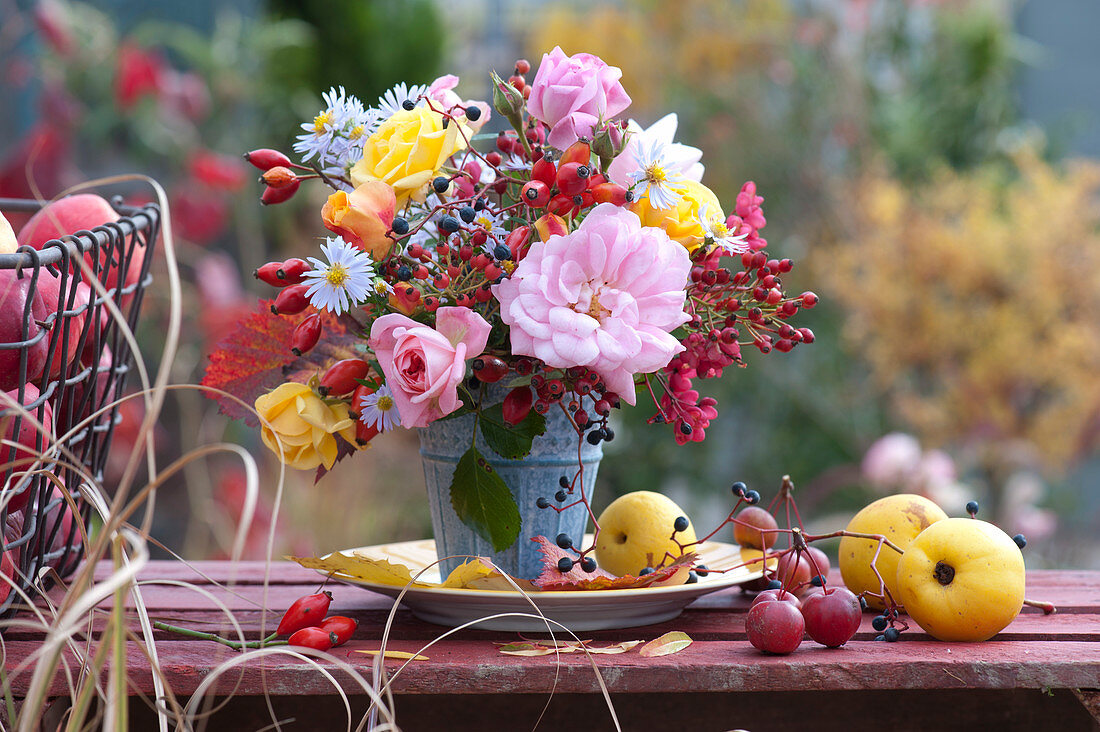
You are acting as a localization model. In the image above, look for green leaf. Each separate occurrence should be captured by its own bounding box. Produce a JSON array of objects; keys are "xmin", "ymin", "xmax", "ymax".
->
[
  {"xmin": 479, "ymin": 403, "xmax": 547, "ymax": 460},
  {"xmin": 450, "ymin": 447, "xmax": 521, "ymax": 552}
]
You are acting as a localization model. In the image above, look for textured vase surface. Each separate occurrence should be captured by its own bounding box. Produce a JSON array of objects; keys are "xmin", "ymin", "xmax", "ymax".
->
[{"xmin": 419, "ymin": 395, "xmax": 602, "ymax": 581}]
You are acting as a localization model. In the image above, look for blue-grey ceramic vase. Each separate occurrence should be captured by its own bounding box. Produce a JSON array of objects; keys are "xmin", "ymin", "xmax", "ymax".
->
[{"xmin": 418, "ymin": 391, "xmax": 602, "ymax": 581}]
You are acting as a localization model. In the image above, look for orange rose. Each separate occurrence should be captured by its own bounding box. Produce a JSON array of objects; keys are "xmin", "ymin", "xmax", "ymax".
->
[{"xmin": 321, "ymin": 180, "xmax": 396, "ymax": 260}]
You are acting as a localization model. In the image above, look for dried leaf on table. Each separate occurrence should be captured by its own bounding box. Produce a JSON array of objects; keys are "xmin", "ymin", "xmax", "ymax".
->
[
  {"xmin": 583, "ymin": 640, "xmax": 644, "ymax": 654},
  {"xmin": 639, "ymin": 631, "xmax": 693, "ymax": 657},
  {"xmin": 497, "ymin": 642, "xmax": 557, "ymax": 656},
  {"xmin": 356, "ymin": 650, "xmax": 429, "ymax": 661},
  {"xmin": 288, "ymin": 553, "xmax": 433, "ymax": 588},
  {"xmin": 531, "ymin": 536, "xmax": 697, "ymax": 591},
  {"xmin": 201, "ymin": 300, "xmax": 363, "ymax": 426}
]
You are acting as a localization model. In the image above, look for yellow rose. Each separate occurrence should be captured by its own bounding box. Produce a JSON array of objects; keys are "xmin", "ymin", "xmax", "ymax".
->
[
  {"xmin": 350, "ymin": 107, "xmax": 468, "ymax": 208},
  {"xmin": 630, "ymin": 180, "xmax": 722, "ymax": 253},
  {"xmin": 255, "ymin": 382, "xmax": 356, "ymax": 470}
]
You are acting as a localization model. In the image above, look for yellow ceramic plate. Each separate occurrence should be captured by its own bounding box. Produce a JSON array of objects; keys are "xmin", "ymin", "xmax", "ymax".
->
[{"xmin": 322, "ymin": 537, "xmax": 761, "ymax": 631}]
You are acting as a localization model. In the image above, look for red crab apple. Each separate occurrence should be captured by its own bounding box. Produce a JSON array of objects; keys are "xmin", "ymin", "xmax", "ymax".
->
[
  {"xmin": 733, "ymin": 506, "xmax": 779, "ymax": 550},
  {"xmin": 776, "ymin": 550, "xmax": 813, "ymax": 594},
  {"xmin": 1, "ymin": 383, "xmax": 55, "ymax": 513},
  {"xmin": 750, "ymin": 587, "xmax": 802, "ymax": 610},
  {"xmin": 746, "ymin": 597, "xmax": 805, "ymax": 655},
  {"xmin": 0, "ymin": 270, "xmax": 51, "ymax": 391},
  {"xmin": 18, "ymin": 194, "xmax": 144, "ymax": 306},
  {"xmin": 801, "ymin": 586, "xmax": 862, "ymax": 648}
]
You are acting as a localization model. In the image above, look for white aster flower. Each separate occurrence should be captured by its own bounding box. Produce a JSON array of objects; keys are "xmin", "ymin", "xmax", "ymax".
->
[
  {"xmin": 499, "ymin": 152, "xmax": 531, "ymax": 173},
  {"xmin": 698, "ymin": 204, "xmax": 750, "ymax": 255},
  {"xmin": 302, "ymin": 237, "xmax": 375, "ymax": 314},
  {"xmin": 378, "ymin": 82, "xmax": 429, "ymax": 119},
  {"xmin": 470, "ymin": 208, "xmax": 509, "ymax": 243},
  {"xmin": 627, "ymin": 137, "xmax": 686, "ymax": 211},
  {"xmin": 358, "ymin": 384, "xmax": 402, "ymax": 432},
  {"xmin": 607, "ymin": 113, "xmax": 704, "ymax": 189},
  {"xmin": 294, "ymin": 87, "xmax": 356, "ymax": 163}
]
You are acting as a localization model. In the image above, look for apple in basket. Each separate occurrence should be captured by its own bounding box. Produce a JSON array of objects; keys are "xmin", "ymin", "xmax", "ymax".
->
[
  {"xmin": 1, "ymin": 383, "xmax": 55, "ymax": 513},
  {"xmin": 0, "ymin": 269, "xmax": 51, "ymax": 391},
  {"xmin": 1, "ymin": 211, "xmax": 17, "ymax": 254},
  {"xmin": 18, "ymin": 194, "xmax": 144, "ymax": 305},
  {"xmin": 1, "ymin": 509, "xmax": 22, "ymax": 606}
]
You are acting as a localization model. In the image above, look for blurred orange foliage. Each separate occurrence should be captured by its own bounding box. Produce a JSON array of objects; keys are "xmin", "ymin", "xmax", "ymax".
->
[{"xmin": 819, "ymin": 150, "xmax": 1100, "ymax": 469}]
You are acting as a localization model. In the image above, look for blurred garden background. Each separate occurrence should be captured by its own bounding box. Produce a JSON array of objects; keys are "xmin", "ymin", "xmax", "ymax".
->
[{"xmin": 2, "ymin": 0, "xmax": 1098, "ymax": 568}]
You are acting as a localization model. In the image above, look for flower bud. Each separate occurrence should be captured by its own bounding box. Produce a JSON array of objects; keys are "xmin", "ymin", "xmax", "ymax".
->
[
  {"xmin": 592, "ymin": 120, "xmax": 628, "ymax": 171},
  {"xmin": 490, "ymin": 71, "xmax": 524, "ymax": 130}
]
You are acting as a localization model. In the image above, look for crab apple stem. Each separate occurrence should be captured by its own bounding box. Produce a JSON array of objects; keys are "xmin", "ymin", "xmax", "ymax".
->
[
  {"xmin": 1024, "ymin": 598, "xmax": 1057, "ymax": 615},
  {"xmin": 153, "ymin": 623, "xmax": 285, "ymax": 651}
]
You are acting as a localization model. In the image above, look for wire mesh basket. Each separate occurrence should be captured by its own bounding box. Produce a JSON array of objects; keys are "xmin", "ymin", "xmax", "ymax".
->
[{"xmin": 0, "ymin": 195, "xmax": 158, "ymax": 616}]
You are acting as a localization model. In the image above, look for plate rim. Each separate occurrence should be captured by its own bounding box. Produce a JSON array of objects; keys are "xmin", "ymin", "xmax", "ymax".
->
[{"xmin": 319, "ymin": 537, "xmax": 762, "ymax": 601}]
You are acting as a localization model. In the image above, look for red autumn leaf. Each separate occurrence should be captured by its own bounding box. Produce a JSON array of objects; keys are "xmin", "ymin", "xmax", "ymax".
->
[
  {"xmin": 530, "ymin": 536, "xmax": 698, "ymax": 591},
  {"xmin": 201, "ymin": 300, "xmax": 364, "ymax": 426}
]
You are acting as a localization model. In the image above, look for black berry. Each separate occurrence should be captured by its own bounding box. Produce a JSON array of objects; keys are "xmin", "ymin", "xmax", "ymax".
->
[
  {"xmin": 391, "ymin": 217, "xmax": 409, "ymax": 235},
  {"xmin": 459, "ymin": 206, "xmax": 476, "ymax": 223},
  {"xmin": 639, "ymin": 567, "xmax": 654, "ymax": 576},
  {"xmin": 872, "ymin": 615, "xmax": 888, "ymax": 632},
  {"xmin": 535, "ymin": 496, "xmax": 550, "ymax": 509},
  {"xmin": 580, "ymin": 556, "xmax": 597, "ymax": 573},
  {"xmin": 966, "ymin": 500, "xmax": 979, "ymax": 516},
  {"xmin": 432, "ymin": 176, "xmax": 450, "ymax": 193},
  {"xmin": 493, "ymin": 244, "xmax": 511, "ymax": 260},
  {"xmin": 439, "ymin": 215, "xmax": 460, "ymax": 233},
  {"xmin": 554, "ymin": 489, "xmax": 568, "ymax": 503},
  {"xmin": 401, "ymin": 99, "xmax": 416, "ymax": 111},
  {"xmin": 745, "ymin": 490, "xmax": 761, "ymax": 505},
  {"xmin": 673, "ymin": 516, "xmax": 689, "ymax": 533},
  {"xmin": 884, "ymin": 627, "xmax": 900, "ymax": 642},
  {"xmin": 556, "ymin": 533, "xmax": 573, "ymax": 549},
  {"xmin": 465, "ymin": 105, "xmax": 482, "ymax": 121},
  {"xmin": 766, "ymin": 578, "xmax": 783, "ymax": 590},
  {"xmin": 1013, "ymin": 534, "xmax": 1027, "ymax": 548},
  {"xmin": 557, "ymin": 557, "xmax": 574, "ymax": 572},
  {"xmin": 730, "ymin": 481, "xmax": 747, "ymax": 496}
]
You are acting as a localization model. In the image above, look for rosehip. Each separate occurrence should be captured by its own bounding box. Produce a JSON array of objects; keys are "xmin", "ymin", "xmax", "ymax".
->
[
  {"xmin": 254, "ymin": 261, "xmax": 284, "ymax": 287},
  {"xmin": 319, "ymin": 615, "xmax": 358, "ymax": 647},
  {"xmin": 260, "ymin": 178, "xmax": 300, "ymax": 205},
  {"xmin": 288, "ymin": 627, "xmax": 337, "ymax": 651},
  {"xmin": 502, "ymin": 386, "xmax": 534, "ymax": 425},
  {"xmin": 531, "ymin": 156, "xmax": 557, "ymax": 187},
  {"xmin": 555, "ymin": 162, "xmax": 590, "ymax": 196},
  {"xmin": 521, "ymin": 180, "xmax": 551, "ymax": 208},
  {"xmin": 290, "ymin": 313, "xmax": 322, "ymax": 356},
  {"xmin": 472, "ymin": 355, "xmax": 508, "ymax": 383},
  {"xmin": 277, "ymin": 591, "xmax": 333, "ymax": 636},
  {"xmin": 271, "ymin": 284, "xmax": 311, "ymax": 315},
  {"xmin": 558, "ymin": 139, "xmax": 591, "ymax": 167},
  {"xmin": 318, "ymin": 358, "xmax": 370, "ymax": 396},
  {"xmin": 277, "ymin": 258, "xmax": 311, "ymax": 285},
  {"xmin": 244, "ymin": 148, "xmax": 293, "ymax": 171}
]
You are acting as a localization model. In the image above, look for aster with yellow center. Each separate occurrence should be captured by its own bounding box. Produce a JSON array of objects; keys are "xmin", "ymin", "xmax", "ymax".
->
[
  {"xmin": 698, "ymin": 203, "xmax": 750, "ymax": 255},
  {"xmin": 627, "ymin": 137, "xmax": 685, "ymax": 211},
  {"xmin": 358, "ymin": 384, "xmax": 402, "ymax": 432},
  {"xmin": 302, "ymin": 237, "xmax": 375, "ymax": 315}
]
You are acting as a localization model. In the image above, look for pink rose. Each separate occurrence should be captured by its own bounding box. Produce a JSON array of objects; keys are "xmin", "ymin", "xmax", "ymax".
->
[
  {"xmin": 527, "ymin": 47, "xmax": 631, "ymax": 150},
  {"xmin": 427, "ymin": 75, "xmax": 491, "ymax": 132},
  {"xmin": 493, "ymin": 204, "xmax": 690, "ymax": 405},
  {"xmin": 369, "ymin": 307, "xmax": 492, "ymax": 428}
]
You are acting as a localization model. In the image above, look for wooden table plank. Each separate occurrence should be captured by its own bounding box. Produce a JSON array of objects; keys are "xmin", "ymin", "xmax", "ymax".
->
[{"xmin": 5, "ymin": 637, "xmax": 1100, "ymax": 698}]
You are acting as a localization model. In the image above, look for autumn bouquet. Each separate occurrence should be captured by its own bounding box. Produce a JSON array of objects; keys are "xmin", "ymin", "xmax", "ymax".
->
[{"xmin": 204, "ymin": 48, "xmax": 816, "ymax": 558}]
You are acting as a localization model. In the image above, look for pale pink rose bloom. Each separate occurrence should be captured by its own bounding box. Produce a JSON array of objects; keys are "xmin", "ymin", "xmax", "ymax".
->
[
  {"xmin": 493, "ymin": 203, "xmax": 690, "ymax": 405},
  {"xmin": 426, "ymin": 74, "xmax": 490, "ymax": 132},
  {"xmin": 526, "ymin": 47, "xmax": 632, "ymax": 150},
  {"xmin": 861, "ymin": 433, "xmax": 922, "ymax": 490},
  {"xmin": 369, "ymin": 307, "xmax": 491, "ymax": 428}
]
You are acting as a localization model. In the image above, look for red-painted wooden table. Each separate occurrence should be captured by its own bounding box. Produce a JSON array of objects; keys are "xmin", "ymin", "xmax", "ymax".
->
[{"xmin": 6, "ymin": 562, "xmax": 1100, "ymax": 730}]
